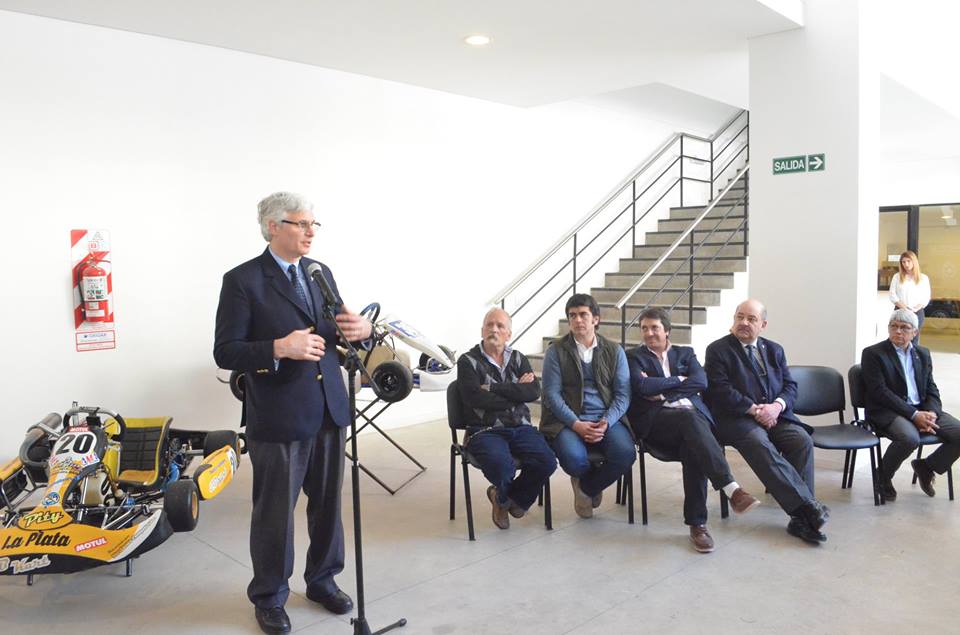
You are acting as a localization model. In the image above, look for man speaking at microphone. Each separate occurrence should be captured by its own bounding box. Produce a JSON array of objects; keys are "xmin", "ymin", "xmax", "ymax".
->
[{"xmin": 214, "ymin": 191, "xmax": 371, "ymax": 634}]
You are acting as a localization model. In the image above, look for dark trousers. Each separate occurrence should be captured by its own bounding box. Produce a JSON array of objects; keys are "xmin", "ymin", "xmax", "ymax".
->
[
  {"xmin": 466, "ymin": 425, "xmax": 557, "ymax": 510},
  {"xmin": 643, "ymin": 408, "xmax": 734, "ymax": 526},
  {"xmin": 717, "ymin": 417, "xmax": 815, "ymax": 515},
  {"xmin": 550, "ymin": 422, "xmax": 636, "ymax": 498},
  {"xmin": 246, "ymin": 412, "xmax": 346, "ymax": 609},
  {"xmin": 881, "ymin": 410, "xmax": 960, "ymax": 481}
]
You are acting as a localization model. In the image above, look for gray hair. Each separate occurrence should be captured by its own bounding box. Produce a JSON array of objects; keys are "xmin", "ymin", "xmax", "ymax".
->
[
  {"xmin": 889, "ymin": 308, "xmax": 918, "ymax": 330},
  {"xmin": 257, "ymin": 192, "xmax": 313, "ymax": 241}
]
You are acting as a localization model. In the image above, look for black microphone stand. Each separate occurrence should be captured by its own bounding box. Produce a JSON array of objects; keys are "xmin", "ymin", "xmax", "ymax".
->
[{"xmin": 319, "ymin": 299, "xmax": 406, "ymax": 635}]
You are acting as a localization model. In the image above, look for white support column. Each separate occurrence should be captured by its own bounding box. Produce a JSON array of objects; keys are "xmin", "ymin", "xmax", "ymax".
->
[{"xmin": 747, "ymin": 0, "xmax": 879, "ymax": 373}]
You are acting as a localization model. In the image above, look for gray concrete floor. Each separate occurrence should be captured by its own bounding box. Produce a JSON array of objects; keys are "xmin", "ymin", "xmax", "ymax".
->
[{"xmin": 2, "ymin": 353, "xmax": 959, "ymax": 634}]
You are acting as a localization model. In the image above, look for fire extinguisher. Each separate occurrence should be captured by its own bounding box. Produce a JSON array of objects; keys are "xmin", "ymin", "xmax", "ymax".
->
[{"xmin": 81, "ymin": 258, "xmax": 109, "ymax": 322}]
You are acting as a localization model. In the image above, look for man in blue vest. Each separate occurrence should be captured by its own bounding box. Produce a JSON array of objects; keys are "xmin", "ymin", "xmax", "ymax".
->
[{"xmin": 540, "ymin": 293, "xmax": 636, "ymax": 519}]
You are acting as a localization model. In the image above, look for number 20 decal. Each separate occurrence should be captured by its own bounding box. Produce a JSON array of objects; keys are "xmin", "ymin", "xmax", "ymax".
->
[{"xmin": 55, "ymin": 432, "xmax": 96, "ymax": 455}]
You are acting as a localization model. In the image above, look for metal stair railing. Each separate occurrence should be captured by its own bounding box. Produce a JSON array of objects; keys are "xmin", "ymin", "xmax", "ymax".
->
[
  {"xmin": 615, "ymin": 164, "xmax": 750, "ymax": 346},
  {"xmin": 488, "ymin": 110, "xmax": 749, "ymax": 348}
]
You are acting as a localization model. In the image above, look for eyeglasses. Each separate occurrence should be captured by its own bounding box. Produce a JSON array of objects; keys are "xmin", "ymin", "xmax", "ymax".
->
[
  {"xmin": 280, "ymin": 220, "xmax": 321, "ymax": 232},
  {"xmin": 888, "ymin": 323, "xmax": 915, "ymax": 333}
]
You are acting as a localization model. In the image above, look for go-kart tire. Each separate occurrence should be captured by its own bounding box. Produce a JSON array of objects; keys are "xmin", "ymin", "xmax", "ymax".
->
[
  {"xmin": 164, "ymin": 480, "xmax": 200, "ymax": 532},
  {"xmin": 229, "ymin": 370, "xmax": 245, "ymax": 402},
  {"xmin": 371, "ymin": 361, "xmax": 414, "ymax": 403},
  {"xmin": 203, "ymin": 430, "xmax": 240, "ymax": 459}
]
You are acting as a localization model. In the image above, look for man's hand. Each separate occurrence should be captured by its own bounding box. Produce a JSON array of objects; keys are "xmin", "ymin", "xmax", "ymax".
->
[
  {"xmin": 518, "ymin": 372, "xmax": 536, "ymax": 384},
  {"xmin": 274, "ymin": 328, "xmax": 325, "ymax": 361},
  {"xmin": 752, "ymin": 402, "xmax": 782, "ymax": 429},
  {"xmin": 335, "ymin": 305, "xmax": 373, "ymax": 342},
  {"xmin": 572, "ymin": 420, "xmax": 606, "ymax": 443},
  {"xmin": 913, "ymin": 410, "xmax": 940, "ymax": 433}
]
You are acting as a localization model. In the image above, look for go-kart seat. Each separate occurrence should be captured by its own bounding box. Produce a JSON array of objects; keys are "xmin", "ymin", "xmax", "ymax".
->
[{"xmin": 114, "ymin": 417, "xmax": 173, "ymax": 491}]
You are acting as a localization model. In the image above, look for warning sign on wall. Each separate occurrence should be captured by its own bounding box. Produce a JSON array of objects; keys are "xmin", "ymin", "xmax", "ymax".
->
[{"xmin": 71, "ymin": 229, "xmax": 116, "ymax": 352}]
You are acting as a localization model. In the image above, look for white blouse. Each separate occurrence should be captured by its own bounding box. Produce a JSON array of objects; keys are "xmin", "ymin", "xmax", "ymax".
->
[{"xmin": 889, "ymin": 273, "xmax": 931, "ymax": 311}]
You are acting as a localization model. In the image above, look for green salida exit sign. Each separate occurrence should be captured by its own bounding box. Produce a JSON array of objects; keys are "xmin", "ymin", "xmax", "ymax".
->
[{"xmin": 773, "ymin": 154, "xmax": 825, "ymax": 174}]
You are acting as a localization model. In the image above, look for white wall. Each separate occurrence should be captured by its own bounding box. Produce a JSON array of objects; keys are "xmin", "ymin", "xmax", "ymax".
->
[
  {"xmin": 0, "ymin": 12, "xmax": 690, "ymax": 450},
  {"xmin": 747, "ymin": 0, "xmax": 879, "ymax": 376}
]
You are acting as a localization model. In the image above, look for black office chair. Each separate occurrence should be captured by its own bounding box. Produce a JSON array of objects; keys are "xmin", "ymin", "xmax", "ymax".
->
[
  {"xmin": 789, "ymin": 365, "xmax": 882, "ymax": 506},
  {"xmin": 447, "ymin": 381, "xmax": 552, "ymax": 540},
  {"xmin": 848, "ymin": 364, "xmax": 954, "ymax": 502}
]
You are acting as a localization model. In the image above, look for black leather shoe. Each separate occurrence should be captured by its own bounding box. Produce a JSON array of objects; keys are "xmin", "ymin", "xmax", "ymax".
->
[
  {"xmin": 796, "ymin": 500, "xmax": 829, "ymax": 531},
  {"xmin": 306, "ymin": 587, "xmax": 354, "ymax": 615},
  {"xmin": 912, "ymin": 459, "xmax": 937, "ymax": 497},
  {"xmin": 787, "ymin": 516, "xmax": 827, "ymax": 545},
  {"xmin": 255, "ymin": 606, "xmax": 291, "ymax": 634},
  {"xmin": 877, "ymin": 480, "xmax": 897, "ymax": 502}
]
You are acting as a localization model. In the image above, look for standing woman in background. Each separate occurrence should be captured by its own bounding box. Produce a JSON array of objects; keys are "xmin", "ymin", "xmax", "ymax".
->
[{"xmin": 889, "ymin": 250, "xmax": 931, "ymax": 344}]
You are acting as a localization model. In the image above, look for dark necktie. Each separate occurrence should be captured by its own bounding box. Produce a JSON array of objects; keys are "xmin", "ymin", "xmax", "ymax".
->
[
  {"xmin": 746, "ymin": 344, "xmax": 767, "ymax": 377},
  {"xmin": 288, "ymin": 264, "xmax": 310, "ymax": 310}
]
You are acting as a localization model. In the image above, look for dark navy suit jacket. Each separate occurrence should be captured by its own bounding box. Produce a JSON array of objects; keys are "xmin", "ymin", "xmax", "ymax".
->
[
  {"xmin": 626, "ymin": 344, "xmax": 715, "ymax": 440},
  {"xmin": 861, "ymin": 339, "xmax": 942, "ymax": 428},
  {"xmin": 214, "ymin": 248, "xmax": 351, "ymax": 442},
  {"xmin": 704, "ymin": 333, "xmax": 808, "ymax": 435}
]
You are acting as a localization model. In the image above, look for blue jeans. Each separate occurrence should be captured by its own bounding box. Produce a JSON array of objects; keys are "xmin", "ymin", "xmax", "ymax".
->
[
  {"xmin": 466, "ymin": 425, "xmax": 557, "ymax": 510},
  {"xmin": 550, "ymin": 422, "xmax": 636, "ymax": 497}
]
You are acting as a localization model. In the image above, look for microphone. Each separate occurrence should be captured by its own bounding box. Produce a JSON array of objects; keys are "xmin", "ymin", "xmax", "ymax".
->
[{"xmin": 306, "ymin": 262, "xmax": 342, "ymax": 311}]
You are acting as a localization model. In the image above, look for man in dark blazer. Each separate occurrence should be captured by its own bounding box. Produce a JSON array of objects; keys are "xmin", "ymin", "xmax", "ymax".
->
[
  {"xmin": 214, "ymin": 192, "xmax": 371, "ymax": 634},
  {"xmin": 627, "ymin": 307, "xmax": 759, "ymax": 553},
  {"xmin": 704, "ymin": 299, "xmax": 830, "ymax": 545},
  {"xmin": 861, "ymin": 308, "xmax": 960, "ymax": 500}
]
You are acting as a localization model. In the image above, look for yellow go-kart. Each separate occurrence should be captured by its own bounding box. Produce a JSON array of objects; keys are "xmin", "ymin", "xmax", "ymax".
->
[{"xmin": 0, "ymin": 404, "xmax": 240, "ymax": 580}]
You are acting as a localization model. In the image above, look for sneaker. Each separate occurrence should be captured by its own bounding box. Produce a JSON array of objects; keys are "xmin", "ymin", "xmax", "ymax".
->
[
  {"xmin": 689, "ymin": 525, "xmax": 715, "ymax": 553},
  {"xmin": 487, "ymin": 486, "xmax": 509, "ymax": 529},
  {"xmin": 912, "ymin": 459, "xmax": 937, "ymax": 497},
  {"xmin": 729, "ymin": 488, "xmax": 761, "ymax": 514},
  {"xmin": 570, "ymin": 476, "xmax": 593, "ymax": 518}
]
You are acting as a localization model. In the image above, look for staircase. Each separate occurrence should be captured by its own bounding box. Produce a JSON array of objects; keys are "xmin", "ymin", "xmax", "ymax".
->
[{"xmin": 489, "ymin": 110, "xmax": 751, "ymax": 375}]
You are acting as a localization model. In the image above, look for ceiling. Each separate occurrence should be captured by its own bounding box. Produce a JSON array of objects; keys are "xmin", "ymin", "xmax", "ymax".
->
[{"xmin": 0, "ymin": 0, "xmax": 803, "ymax": 108}]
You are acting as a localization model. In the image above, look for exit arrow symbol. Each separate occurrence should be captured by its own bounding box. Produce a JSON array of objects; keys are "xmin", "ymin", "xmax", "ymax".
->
[{"xmin": 807, "ymin": 155, "xmax": 824, "ymax": 171}]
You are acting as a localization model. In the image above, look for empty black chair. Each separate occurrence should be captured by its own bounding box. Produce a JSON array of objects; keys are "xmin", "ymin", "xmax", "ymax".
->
[
  {"xmin": 447, "ymin": 381, "xmax": 552, "ymax": 540},
  {"xmin": 789, "ymin": 365, "xmax": 882, "ymax": 505},
  {"xmin": 848, "ymin": 364, "xmax": 954, "ymax": 502}
]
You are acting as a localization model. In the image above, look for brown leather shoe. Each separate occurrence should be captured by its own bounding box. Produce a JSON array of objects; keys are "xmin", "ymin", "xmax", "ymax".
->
[
  {"xmin": 487, "ymin": 486, "xmax": 510, "ymax": 529},
  {"xmin": 570, "ymin": 477, "xmax": 593, "ymax": 518},
  {"xmin": 507, "ymin": 502, "xmax": 526, "ymax": 519},
  {"xmin": 689, "ymin": 525, "xmax": 715, "ymax": 553},
  {"xmin": 912, "ymin": 459, "xmax": 937, "ymax": 497},
  {"xmin": 729, "ymin": 488, "xmax": 761, "ymax": 514}
]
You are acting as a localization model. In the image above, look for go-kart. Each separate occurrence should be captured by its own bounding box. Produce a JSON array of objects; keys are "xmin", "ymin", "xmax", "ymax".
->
[{"xmin": 0, "ymin": 404, "xmax": 240, "ymax": 580}]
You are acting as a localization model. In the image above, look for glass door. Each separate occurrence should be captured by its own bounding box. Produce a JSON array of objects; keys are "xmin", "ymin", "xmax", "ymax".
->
[{"xmin": 918, "ymin": 204, "xmax": 960, "ymax": 352}]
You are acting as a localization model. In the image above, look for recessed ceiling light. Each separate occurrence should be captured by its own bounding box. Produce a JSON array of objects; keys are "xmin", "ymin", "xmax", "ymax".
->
[{"xmin": 464, "ymin": 34, "xmax": 491, "ymax": 47}]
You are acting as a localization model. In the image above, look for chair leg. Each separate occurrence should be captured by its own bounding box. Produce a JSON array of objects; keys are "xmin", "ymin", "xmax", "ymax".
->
[
  {"xmin": 639, "ymin": 451, "xmax": 649, "ymax": 526},
  {"xmin": 616, "ymin": 474, "xmax": 623, "ymax": 505},
  {"xmin": 626, "ymin": 467, "xmax": 635, "ymax": 525},
  {"xmin": 912, "ymin": 446, "xmax": 925, "ymax": 484},
  {"xmin": 841, "ymin": 449, "xmax": 852, "ymax": 489},
  {"xmin": 869, "ymin": 445, "xmax": 880, "ymax": 506},
  {"xmin": 848, "ymin": 448, "xmax": 858, "ymax": 488},
  {"xmin": 876, "ymin": 446, "xmax": 886, "ymax": 505},
  {"xmin": 538, "ymin": 487, "xmax": 544, "ymax": 507},
  {"xmin": 449, "ymin": 448, "xmax": 456, "ymax": 520},
  {"xmin": 720, "ymin": 489, "xmax": 729, "ymax": 519},
  {"xmin": 544, "ymin": 479, "xmax": 553, "ymax": 530},
  {"xmin": 461, "ymin": 460, "xmax": 475, "ymax": 541},
  {"xmin": 948, "ymin": 466, "xmax": 955, "ymax": 502}
]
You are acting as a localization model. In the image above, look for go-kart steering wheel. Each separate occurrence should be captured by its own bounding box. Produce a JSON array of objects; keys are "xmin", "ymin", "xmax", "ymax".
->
[
  {"xmin": 61, "ymin": 407, "xmax": 127, "ymax": 442},
  {"xmin": 360, "ymin": 302, "xmax": 381, "ymax": 326}
]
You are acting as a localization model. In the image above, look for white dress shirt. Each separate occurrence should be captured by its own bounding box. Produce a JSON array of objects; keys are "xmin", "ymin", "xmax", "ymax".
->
[{"xmin": 889, "ymin": 273, "xmax": 931, "ymax": 311}]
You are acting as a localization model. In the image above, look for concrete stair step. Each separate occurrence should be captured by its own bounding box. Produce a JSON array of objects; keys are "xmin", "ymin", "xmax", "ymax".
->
[
  {"xmin": 658, "ymin": 216, "xmax": 747, "ymax": 232},
  {"xmin": 634, "ymin": 243, "xmax": 747, "ymax": 259},
  {"xmin": 644, "ymin": 228, "xmax": 746, "ymax": 246},
  {"xmin": 617, "ymin": 257, "xmax": 746, "ymax": 275},
  {"xmin": 604, "ymin": 271, "xmax": 735, "ymax": 290},
  {"xmin": 598, "ymin": 303, "xmax": 708, "ymax": 324},
  {"xmin": 591, "ymin": 287, "xmax": 722, "ymax": 306}
]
